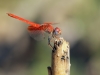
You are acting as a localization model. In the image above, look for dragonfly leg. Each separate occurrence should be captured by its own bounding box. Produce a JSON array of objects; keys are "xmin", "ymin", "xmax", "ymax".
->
[{"xmin": 48, "ymin": 36, "xmax": 53, "ymax": 49}]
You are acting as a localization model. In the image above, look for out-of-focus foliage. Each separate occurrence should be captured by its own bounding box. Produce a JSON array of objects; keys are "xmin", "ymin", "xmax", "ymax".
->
[{"xmin": 0, "ymin": 0, "xmax": 100, "ymax": 75}]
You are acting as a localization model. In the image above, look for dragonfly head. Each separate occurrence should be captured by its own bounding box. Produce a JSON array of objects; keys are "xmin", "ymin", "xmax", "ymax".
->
[{"xmin": 52, "ymin": 27, "xmax": 61, "ymax": 38}]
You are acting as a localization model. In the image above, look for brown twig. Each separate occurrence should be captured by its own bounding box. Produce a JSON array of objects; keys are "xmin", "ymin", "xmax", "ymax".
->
[{"xmin": 47, "ymin": 37, "xmax": 70, "ymax": 75}]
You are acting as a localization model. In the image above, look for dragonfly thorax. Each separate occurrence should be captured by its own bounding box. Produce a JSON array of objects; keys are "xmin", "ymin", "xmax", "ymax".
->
[{"xmin": 41, "ymin": 23, "xmax": 54, "ymax": 34}]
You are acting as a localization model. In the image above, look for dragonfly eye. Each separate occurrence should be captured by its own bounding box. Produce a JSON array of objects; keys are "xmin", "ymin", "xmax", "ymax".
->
[{"xmin": 53, "ymin": 27, "xmax": 61, "ymax": 37}]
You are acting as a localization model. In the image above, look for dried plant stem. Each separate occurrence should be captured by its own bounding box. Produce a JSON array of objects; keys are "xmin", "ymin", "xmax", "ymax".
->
[{"xmin": 47, "ymin": 38, "xmax": 70, "ymax": 75}]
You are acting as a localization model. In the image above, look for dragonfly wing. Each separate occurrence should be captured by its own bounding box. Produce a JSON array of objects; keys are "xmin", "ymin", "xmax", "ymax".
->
[
  {"xmin": 28, "ymin": 30, "xmax": 45, "ymax": 41},
  {"xmin": 28, "ymin": 26, "xmax": 45, "ymax": 41}
]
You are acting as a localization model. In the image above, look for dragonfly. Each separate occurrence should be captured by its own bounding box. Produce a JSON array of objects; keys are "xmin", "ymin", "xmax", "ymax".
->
[{"xmin": 7, "ymin": 13, "xmax": 61, "ymax": 48}]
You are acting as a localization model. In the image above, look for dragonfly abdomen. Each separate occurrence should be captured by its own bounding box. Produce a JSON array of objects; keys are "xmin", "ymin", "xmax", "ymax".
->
[{"xmin": 7, "ymin": 13, "xmax": 40, "ymax": 27}]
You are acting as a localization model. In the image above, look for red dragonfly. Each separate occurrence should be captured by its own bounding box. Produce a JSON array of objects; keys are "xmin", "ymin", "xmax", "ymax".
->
[{"xmin": 7, "ymin": 13, "xmax": 61, "ymax": 48}]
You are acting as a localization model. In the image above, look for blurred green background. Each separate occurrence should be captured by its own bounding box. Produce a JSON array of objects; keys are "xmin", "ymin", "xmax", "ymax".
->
[{"xmin": 0, "ymin": 0, "xmax": 100, "ymax": 75}]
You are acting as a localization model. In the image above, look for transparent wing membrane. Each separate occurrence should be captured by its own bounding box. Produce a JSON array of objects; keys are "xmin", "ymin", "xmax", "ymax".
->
[{"xmin": 28, "ymin": 30, "xmax": 45, "ymax": 41}]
